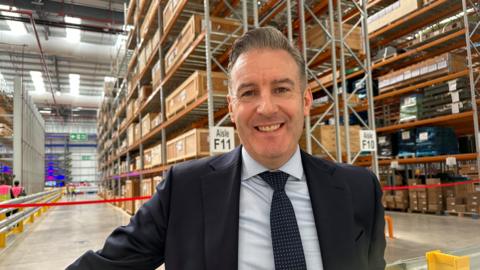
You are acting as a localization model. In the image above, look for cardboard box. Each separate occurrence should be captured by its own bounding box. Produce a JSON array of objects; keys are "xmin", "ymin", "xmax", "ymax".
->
[
  {"xmin": 151, "ymin": 143, "xmax": 162, "ymax": 166},
  {"xmin": 143, "ymin": 148, "xmax": 153, "ymax": 169},
  {"xmin": 164, "ymin": 14, "xmax": 241, "ymax": 74},
  {"xmin": 152, "ymin": 60, "xmax": 161, "ymax": 89},
  {"xmin": 428, "ymin": 204, "xmax": 443, "ymax": 212},
  {"xmin": 166, "ymin": 128, "xmax": 210, "ymax": 163},
  {"xmin": 135, "ymin": 123, "xmax": 141, "ymax": 140},
  {"xmin": 125, "ymin": 180, "xmax": 140, "ymax": 215},
  {"xmin": 166, "ymin": 70, "xmax": 228, "ymax": 118},
  {"xmin": 151, "ymin": 113, "xmax": 162, "ymax": 129},
  {"xmin": 299, "ymin": 125, "xmax": 361, "ymax": 158},
  {"xmin": 142, "ymin": 113, "xmax": 159, "ymax": 137},
  {"xmin": 306, "ymin": 22, "xmax": 363, "ymax": 52},
  {"xmin": 139, "ymin": 85, "xmax": 153, "ymax": 102},
  {"xmin": 368, "ymin": 0, "xmax": 424, "ymax": 34},
  {"xmin": 128, "ymin": 124, "xmax": 135, "ymax": 146},
  {"xmin": 454, "ymin": 204, "xmax": 466, "ymax": 213}
]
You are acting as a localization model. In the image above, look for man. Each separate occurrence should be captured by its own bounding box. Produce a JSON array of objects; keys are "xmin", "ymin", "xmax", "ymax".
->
[
  {"xmin": 0, "ymin": 178, "xmax": 11, "ymax": 202},
  {"xmin": 68, "ymin": 27, "xmax": 386, "ymax": 270}
]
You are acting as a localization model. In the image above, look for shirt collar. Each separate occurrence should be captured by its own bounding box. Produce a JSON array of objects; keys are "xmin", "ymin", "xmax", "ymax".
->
[{"xmin": 241, "ymin": 146, "xmax": 304, "ymax": 181}]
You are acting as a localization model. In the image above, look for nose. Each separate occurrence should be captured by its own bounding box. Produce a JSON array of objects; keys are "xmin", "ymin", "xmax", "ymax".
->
[{"xmin": 256, "ymin": 90, "xmax": 278, "ymax": 115}]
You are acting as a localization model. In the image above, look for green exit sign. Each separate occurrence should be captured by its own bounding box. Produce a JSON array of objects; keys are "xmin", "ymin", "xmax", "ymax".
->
[
  {"xmin": 70, "ymin": 133, "xmax": 87, "ymax": 141},
  {"xmin": 82, "ymin": 156, "xmax": 91, "ymax": 160}
]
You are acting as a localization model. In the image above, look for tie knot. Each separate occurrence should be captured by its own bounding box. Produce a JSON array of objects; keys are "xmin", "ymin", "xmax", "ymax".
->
[{"xmin": 258, "ymin": 171, "xmax": 289, "ymax": 191}]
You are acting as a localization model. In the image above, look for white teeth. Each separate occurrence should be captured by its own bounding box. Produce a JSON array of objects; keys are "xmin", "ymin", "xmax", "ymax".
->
[{"xmin": 257, "ymin": 124, "xmax": 281, "ymax": 132}]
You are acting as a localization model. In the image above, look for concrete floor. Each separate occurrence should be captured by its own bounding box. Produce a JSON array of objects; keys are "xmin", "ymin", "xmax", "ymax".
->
[
  {"xmin": 0, "ymin": 194, "xmax": 131, "ymax": 270},
  {"xmin": 0, "ymin": 195, "xmax": 479, "ymax": 269}
]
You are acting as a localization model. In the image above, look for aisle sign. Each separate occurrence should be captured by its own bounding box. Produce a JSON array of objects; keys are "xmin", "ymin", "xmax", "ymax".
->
[
  {"xmin": 360, "ymin": 130, "xmax": 376, "ymax": 152},
  {"xmin": 70, "ymin": 133, "xmax": 87, "ymax": 141},
  {"xmin": 210, "ymin": 127, "xmax": 235, "ymax": 153}
]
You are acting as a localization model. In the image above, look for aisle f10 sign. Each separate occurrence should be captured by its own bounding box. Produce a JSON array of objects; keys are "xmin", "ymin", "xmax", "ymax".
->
[
  {"xmin": 360, "ymin": 130, "xmax": 376, "ymax": 152},
  {"xmin": 210, "ymin": 127, "xmax": 235, "ymax": 153}
]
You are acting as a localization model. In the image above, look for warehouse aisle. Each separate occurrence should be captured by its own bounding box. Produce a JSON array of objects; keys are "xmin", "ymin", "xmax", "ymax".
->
[
  {"xmin": 1, "ymin": 195, "xmax": 480, "ymax": 269},
  {"xmin": 0, "ymin": 194, "xmax": 131, "ymax": 270},
  {"xmin": 385, "ymin": 211, "xmax": 480, "ymax": 264}
]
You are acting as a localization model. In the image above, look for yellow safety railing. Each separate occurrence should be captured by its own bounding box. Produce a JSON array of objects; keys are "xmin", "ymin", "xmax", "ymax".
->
[
  {"xmin": 0, "ymin": 190, "xmax": 62, "ymax": 249},
  {"xmin": 426, "ymin": 250, "xmax": 470, "ymax": 270}
]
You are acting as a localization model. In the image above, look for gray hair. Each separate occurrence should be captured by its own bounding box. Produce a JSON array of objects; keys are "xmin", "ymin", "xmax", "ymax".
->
[{"xmin": 227, "ymin": 27, "xmax": 307, "ymax": 95}]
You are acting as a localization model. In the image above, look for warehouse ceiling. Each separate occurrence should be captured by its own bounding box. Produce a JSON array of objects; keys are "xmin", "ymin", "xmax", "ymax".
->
[{"xmin": 0, "ymin": 0, "xmax": 128, "ymax": 121}]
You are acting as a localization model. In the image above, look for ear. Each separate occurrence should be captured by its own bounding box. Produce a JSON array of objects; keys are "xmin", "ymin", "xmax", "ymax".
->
[
  {"xmin": 303, "ymin": 88, "xmax": 313, "ymax": 116},
  {"xmin": 227, "ymin": 95, "xmax": 236, "ymax": 123}
]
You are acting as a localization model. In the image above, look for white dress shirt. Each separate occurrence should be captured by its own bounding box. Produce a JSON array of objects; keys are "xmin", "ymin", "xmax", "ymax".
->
[{"xmin": 238, "ymin": 146, "xmax": 324, "ymax": 269}]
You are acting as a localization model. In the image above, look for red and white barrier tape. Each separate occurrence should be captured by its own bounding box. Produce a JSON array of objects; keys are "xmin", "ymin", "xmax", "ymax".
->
[{"xmin": 1, "ymin": 179, "xmax": 479, "ymax": 208}]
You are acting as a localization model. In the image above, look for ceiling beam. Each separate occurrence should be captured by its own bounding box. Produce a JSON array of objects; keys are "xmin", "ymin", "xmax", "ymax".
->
[{"xmin": 9, "ymin": 0, "xmax": 124, "ymax": 26}]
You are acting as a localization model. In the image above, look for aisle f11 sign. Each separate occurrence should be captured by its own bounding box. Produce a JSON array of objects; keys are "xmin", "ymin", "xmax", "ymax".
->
[
  {"xmin": 360, "ymin": 130, "xmax": 377, "ymax": 152},
  {"xmin": 210, "ymin": 127, "xmax": 235, "ymax": 153}
]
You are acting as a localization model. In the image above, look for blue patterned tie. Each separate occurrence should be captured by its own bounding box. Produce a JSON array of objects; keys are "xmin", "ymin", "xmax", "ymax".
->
[{"xmin": 259, "ymin": 171, "xmax": 307, "ymax": 270}]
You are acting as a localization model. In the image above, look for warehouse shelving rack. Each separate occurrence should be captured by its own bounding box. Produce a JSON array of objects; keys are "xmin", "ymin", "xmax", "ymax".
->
[
  {"xmin": 97, "ymin": 0, "xmax": 382, "ymax": 204},
  {"xmin": 97, "ymin": 0, "xmax": 480, "ymax": 206}
]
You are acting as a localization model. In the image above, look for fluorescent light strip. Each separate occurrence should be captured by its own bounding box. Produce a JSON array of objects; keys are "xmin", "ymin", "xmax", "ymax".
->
[
  {"xmin": 65, "ymin": 16, "xmax": 81, "ymax": 42},
  {"xmin": 30, "ymin": 71, "xmax": 45, "ymax": 93},
  {"xmin": 0, "ymin": 5, "xmax": 28, "ymax": 35},
  {"xmin": 69, "ymin": 74, "xmax": 80, "ymax": 96}
]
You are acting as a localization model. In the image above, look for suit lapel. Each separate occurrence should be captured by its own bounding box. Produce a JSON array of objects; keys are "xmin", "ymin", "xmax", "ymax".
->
[
  {"xmin": 301, "ymin": 151, "xmax": 356, "ymax": 270},
  {"xmin": 201, "ymin": 147, "xmax": 242, "ymax": 270}
]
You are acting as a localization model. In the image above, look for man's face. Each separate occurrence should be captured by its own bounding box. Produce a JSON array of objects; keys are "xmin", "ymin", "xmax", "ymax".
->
[{"xmin": 228, "ymin": 49, "xmax": 312, "ymax": 168}]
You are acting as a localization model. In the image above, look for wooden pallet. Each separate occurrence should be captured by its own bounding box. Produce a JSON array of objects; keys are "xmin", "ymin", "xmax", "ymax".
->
[{"xmin": 444, "ymin": 210, "xmax": 479, "ymax": 219}]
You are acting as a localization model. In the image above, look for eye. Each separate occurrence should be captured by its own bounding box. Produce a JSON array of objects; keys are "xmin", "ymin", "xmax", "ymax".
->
[
  {"xmin": 240, "ymin": 90, "xmax": 255, "ymax": 97},
  {"xmin": 274, "ymin": 87, "xmax": 290, "ymax": 94}
]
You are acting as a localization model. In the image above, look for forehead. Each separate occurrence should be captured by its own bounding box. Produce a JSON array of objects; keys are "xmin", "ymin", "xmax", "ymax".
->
[{"xmin": 230, "ymin": 49, "xmax": 299, "ymax": 84}]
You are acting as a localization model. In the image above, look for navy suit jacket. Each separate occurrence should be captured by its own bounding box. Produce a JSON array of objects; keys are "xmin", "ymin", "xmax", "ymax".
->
[{"xmin": 67, "ymin": 147, "xmax": 386, "ymax": 270}]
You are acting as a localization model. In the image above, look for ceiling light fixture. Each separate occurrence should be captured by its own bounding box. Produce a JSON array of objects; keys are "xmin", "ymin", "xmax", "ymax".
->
[
  {"xmin": 0, "ymin": 5, "xmax": 28, "ymax": 35},
  {"xmin": 69, "ymin": 74, "xmax": 80, "ymax": 96},
  {"xmin": 30, "ymin": 71, "xmax": 45, "ymax": 93},
  {"xmin": 64, "ymin": 16, "xmax": 81, "ymax": 42}
]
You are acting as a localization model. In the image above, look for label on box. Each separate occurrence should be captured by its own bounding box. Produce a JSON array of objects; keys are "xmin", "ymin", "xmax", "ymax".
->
[
  {"xmin": 180, "ymin": 90, "xmax": 187, "ymax": 102},
  {"xmin": 452, "ymin": 102, "xmax": 460, "ymax": 114},
  {"xmin": 412, "ymin": 69, "xmax": 420, "ymax": 77},
  {"xmin": 438, "ymin": 60, "xmax": 447, "ymax": 69},
  {"xmin": 390, "ymin": 161, "xmax": 399, "ymax": 169},
  {"xmin": 360, "ymin": 130, "xmax": 376, "ymax": 152},
  {"xmin": 446, "ymin": 156, "xmax": 457, "ymax": 166},
  {"xmin": 451, "ymin": 91, "xmax": 460, "ymax": 102},
  {"xmin": 402, "ymin": 131, "xmax": 410, "ymax": 140},
  {"xmin": 210, "ymin": 126, "xmax": 235, "ymax": 153},
  {"xmin": 419, "ymin": 132, "xmax": 428, "ymax": 141},
  {"xmin": 404, "ymin": 70, "xmax": 412, "ymax": 80},
  {"xmin": 379, "ymin": 136, "xmax": 386, "ymax": 144},
  {"xmin": 448, "ymin": 80, "xmax": 457, "ymax": 91}
]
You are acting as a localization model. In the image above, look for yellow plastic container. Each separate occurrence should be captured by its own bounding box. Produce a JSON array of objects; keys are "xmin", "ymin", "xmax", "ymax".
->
[{"xmin": 426, "ymin": 250, "xmax": 470, "ymax": 270}]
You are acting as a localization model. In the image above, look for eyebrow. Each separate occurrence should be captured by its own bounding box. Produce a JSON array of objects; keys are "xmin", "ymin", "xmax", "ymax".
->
[
  {"xmin": 236, "ymin": 82, "xmax": 256, "ymax": 93},
  {"xmin": 271, "ymin": 78, "xmax": 295, "ymax": 87}
]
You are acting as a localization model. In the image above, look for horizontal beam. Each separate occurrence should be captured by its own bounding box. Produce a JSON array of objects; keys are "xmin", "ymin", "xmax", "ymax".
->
[{"xmin": 9, "ymin": 0, "xmax": 124, "ymax": 26}]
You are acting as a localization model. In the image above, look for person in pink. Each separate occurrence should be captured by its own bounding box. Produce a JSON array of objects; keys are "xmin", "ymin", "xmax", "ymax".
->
[
  {"xmin": 11, "ymin": 180, "xmax": 25, "ymax": 198},
  {"xmin": 0, "ymin": 179, "xmax": 11, "ymax": 202}
]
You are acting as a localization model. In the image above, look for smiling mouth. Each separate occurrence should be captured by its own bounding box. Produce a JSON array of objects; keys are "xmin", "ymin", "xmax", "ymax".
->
[{"xmin": 255, "ymin": 123, "xmax": 283, "ymax": 132}]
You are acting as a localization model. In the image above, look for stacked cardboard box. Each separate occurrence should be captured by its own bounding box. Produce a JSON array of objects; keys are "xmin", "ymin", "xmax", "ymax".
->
[
  {"xmin": 421, "ymin": 78, "xmax": 471, "ymax": 119},
  {"xmin": 378, "ymin": 53, "xmax": 466, "ymax": 93},
  {"xmin": 306, "ymin": 22, "xmax": 363, "ymax": 52},
  {"xmin": 136, "ymin": 178, "xmax": 154, "ymax": 211},
  {"xmin": 166, "ymin": 128, "xmax": 210, "ymax": 163},
  {"xmin": 142, "ymin": 112, "xmax": 159, "ymax": 137},
  {"xmin": 394, "ymin": 190, "xmax": 409, "ymax": 210},
  {"xmin": 397, "ymin": 128, "xmax": 416, "ymax": 157},
  {"xmin": 466, "ymin": 192, "xmax": 480, "ymax": 213},
  {"xmin": 408, "ymin": 179, "xmax": 420, "ymax": 211},
  {"xmin": 415, "ymin": 127, "xmax": 459, "ymax": 157},
  {"xmin": 125, "ymin": 180, "xmax": 140, "ymax": 215},
  {"xmin": 367, "ymin": 0, "xmax": 423, "ymax": 34},
  {"xmin": 299, "ymin": 125, "xmax": 361, "ymax": 158},
  {"xmin": 399, "ymin": 93, "xmax": 422, "ymax": 122},
  {"xmin": 445, "ymin": 196, "xmax": 464, "ymax": 211},
  {"xmin": 166, "ymin": 71, "xmax": 228, "ymax": 119},
  {"xmin": 426, "ymin": 178, "xmax": 443, "ymax": 213}
]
